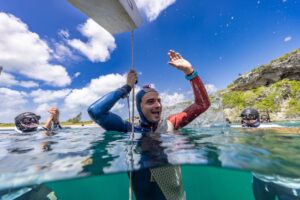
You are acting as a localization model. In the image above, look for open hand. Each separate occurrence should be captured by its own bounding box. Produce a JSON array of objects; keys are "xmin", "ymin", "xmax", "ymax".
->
[
  {"xmin": 168, "ymin": 50, "xmax": 194, "ymax": 75},
  {"xmin": 48, "ymin": 107, "xmax": 59, "ymax": 123}
]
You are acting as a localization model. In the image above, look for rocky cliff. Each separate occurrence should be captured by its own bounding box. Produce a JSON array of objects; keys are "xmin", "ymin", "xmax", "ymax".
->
[
  {"xmin": 231, "ymin": 49, "xmax": 300, "ymax": 91},
  {"xmin": 221, "ymin": 49, "xmax": 300, "ymax": 122}
]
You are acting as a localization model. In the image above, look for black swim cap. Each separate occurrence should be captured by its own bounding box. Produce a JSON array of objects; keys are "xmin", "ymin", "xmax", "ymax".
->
[
  {"xmin": 240, "ymin": 108, "xmax": 259, "ymax": 120},
  {"xmin": 240, "ymin": 108, "xmax": 260, "ymax": 127},
  {"xmin": 15, "ymin": 112, "xmax": 40, "ymax": 132}
]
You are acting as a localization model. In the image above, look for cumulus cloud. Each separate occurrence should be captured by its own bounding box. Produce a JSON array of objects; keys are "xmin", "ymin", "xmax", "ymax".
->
[
  {"xmin": 63, "ymin": 73, "xmax": 126, "ymax": 118},
  {"xmin": 284, "ymin": 36, "xmax": 292, "ymax": 42},
  {"xmin": 58, "ymin": 29, "xmax": 70, "ymax": 38},
  {"xmin": 30, "ymin": 89, "xmax": 72, "ymax": 104},
  {"xmin": 66, "ymin": 19, "xmax": 116, "ymax": 62},
  {"xmin": 0, "ymin": 73, "xmax": 130, "ymax": 122},
  {"xmin": 160, "ymin": 92, "xmax": 187, "ymax": 106},
  {"xmin": 135, "ymin": 0, "xmax": 176, "ymax": 21},
  {"xmin": 52, "ymin": 42, "xmax": 74, "ymax": 62},
  {"xmin": 205, "ymin": 84, "xmax": 218, "ymax": 95},
  {"xmin": 0, "ymin": 88, "xmax": 28, "ymax": 122},
  {"xmin": 0, "ymin": 12, "xmax": 71, "ymax": 87},
  {"xmin": 34, "ymin": 103, "xmax": 58, "ymax": 120},
  {"xmin": 0, "ymin": 72, "xmax": 38, "ymax": 88}
]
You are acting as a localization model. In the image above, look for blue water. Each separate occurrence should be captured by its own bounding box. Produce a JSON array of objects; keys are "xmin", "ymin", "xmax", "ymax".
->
[{"xmin": 0, "ymin": 121, "xmax": 299, "ymax": 191}]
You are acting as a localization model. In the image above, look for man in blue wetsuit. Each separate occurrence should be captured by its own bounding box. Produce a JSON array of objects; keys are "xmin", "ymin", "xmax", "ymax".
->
[
  {"xmin": 240, "ymin": 108, "xmax": 300, "ymax": 200},
  {"xmin": 88, "ymin": 50, "xmax": 210, "ymax": 200}
]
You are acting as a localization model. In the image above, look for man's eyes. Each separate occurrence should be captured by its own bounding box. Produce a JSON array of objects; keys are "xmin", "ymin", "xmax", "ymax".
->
[
  {"xmin": 147, "ymin": 100, "xmax": 155, "ymax": 104},
  {"xmin": 146, "ymin": 99, "xmax": 161, "ymax": 104}
]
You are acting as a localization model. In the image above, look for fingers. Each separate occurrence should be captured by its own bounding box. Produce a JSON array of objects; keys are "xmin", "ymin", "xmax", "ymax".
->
[
  {"xmin": 168, "ymin": 50, "xmax": 182, "ymax": 61},
  {"xmin": 127, "ymin": 69, "xmax": 138, "ymax": 86},
  {"xmin": 128, "ymin": 70, "xmax": 137, "ymax": 80},
  {"xmin": 48, "ymin": 107, "xmax": 59, "ymax": 117}
]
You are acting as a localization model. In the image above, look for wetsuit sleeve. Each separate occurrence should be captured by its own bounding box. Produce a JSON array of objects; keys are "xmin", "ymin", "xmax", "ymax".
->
[
  {"xmin": 88, "ymin": 85, "xmax": 132, "ymax": 132},
  {"xmin": 168, "ymin": 75, "xmax": 210, "ymax": 130}
]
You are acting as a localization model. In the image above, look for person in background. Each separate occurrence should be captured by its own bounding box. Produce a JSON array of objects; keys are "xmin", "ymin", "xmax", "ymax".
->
[
  {"xmin": 240, "ymin": 108, "xmax": 260, "ymax": 128},
  {"xmin": 0, "ymin": 107, "xmax": 62, "ymax": 200},
  {"xmin": 88, "ymin": 50, "xmax": 210, "ymax": 200},
  {"xmin": 15, "ymin": 107, "xmax": 62, "ymax": 135},
  {"xmin": 240, "ymin": 108, "xmax": 300, "ymax": 200}
]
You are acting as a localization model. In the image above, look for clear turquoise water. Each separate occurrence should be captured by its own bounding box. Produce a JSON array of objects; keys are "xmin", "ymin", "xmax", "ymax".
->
[
  {"xmin": 48, "ymin": 166, "xmax": 254, "ymax": 200},
  {"xmin": 0, "ymin": 121, "xmax": 299, "ymax": 199}
]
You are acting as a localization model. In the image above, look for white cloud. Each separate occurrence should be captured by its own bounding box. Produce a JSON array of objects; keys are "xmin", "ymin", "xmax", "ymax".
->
[
  {"xmin": 0, "ymin": 12, "xmax": 71, "ymax": 87},
  {"xmin": 30, "ymin": 89, "xmax": 72, "ymax": 104},
  {"xmin": 52, "ymin": 42, "xmax": 74, "ymax": 62},
  {"xmin": 0, "ymin": 72, "xmax": 39, "ymax": 88},
  {"xmin": 0, "ymin": 88, "xmax": 28, "ymax": 122},
  {"xmin": 205, "ymin": 84, "xmax": 218, "ymax": 95},
  {"xmin": 66, "ymin": 19, "xmax": 116, "ymax": 62},
  {"xmin": 0, "ymin": 73, "xmax": 130, "ymax": 122},
  {"xmin": 73, "ymin": 72, "xmax": 81, "ymax": 78},
  {"xmin": 20, "ymin": 81, "xmax": 39, "ymax": 88},
  {"xmin": 135, "ymin": 0, "xmax": 176, "ymax": 21},
  {"xmin": 160, "ymin": 92, "xmax": 186, "ymax": 106},
  {"xmin": 63, "ymin": 73, "xmax": 126, "ymax": 118},
  {"xmin": 284, "ymin": 36, "xmax": 292, "ymax": 42},
  {"xmin": 58, "ymin": 29, "xmax": 70, "ymax": 38},
  {"xmin": 34, "ymin": 103, "xmax": 58, "ymax": 121}
]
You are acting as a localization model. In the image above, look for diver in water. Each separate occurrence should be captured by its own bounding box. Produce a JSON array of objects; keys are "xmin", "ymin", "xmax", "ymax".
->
[
  {"xmin": 88, "ymin": 50, "xmax": 210, "ymax": 200},
  {"xmin": 240, "ymin": 108, "xmax": 260, "ymax": 128},
  {"xmin": 15, "ymin": 107, "xmax": 62, "ymax": 134},
  {"xmin": 240, "ymin": 108, "xmax": 300, "ymax": 200},
  {"xmin": 0, "ymin": 107, "xmax": 61, "ymax": 200}
]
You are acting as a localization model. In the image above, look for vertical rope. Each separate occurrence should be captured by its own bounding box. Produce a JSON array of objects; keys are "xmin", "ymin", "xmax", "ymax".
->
[
  {"xmin": 129, "ymin": 30, "xmax": 135, "ymax": 200},
  {"xmin": 131, "ymin": 30, "xmax": 135, "ymax": 138}
]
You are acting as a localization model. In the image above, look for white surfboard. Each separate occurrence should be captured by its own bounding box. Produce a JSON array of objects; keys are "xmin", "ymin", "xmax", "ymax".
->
[{"xmin": 68, "ymin": 0, "xmax": 143, "ymax": 34}]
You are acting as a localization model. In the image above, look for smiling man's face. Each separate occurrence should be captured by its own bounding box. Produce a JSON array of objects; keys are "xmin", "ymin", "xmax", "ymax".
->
[{"xmin": 140, "ymin": 92, "xmax": 162, "ymax": 124}]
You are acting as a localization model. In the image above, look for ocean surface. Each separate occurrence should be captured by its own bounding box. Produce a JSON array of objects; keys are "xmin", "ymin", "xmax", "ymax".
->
[{"xmin": 0, "ymin": 120, "xmax": 299, "ymax": 199}]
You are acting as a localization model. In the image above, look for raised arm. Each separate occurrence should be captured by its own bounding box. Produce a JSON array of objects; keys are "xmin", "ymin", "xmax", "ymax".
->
[
  {"xmin": 166, "ymin": 50, "xmax": 210, "ymax": 130},
  {"xmin": 88, "ymin": 70, "xmax": 137, "ymax": 132},
  {"xmin": 43, "ymin": 107, "xmax": 62, "ymax": 130}
]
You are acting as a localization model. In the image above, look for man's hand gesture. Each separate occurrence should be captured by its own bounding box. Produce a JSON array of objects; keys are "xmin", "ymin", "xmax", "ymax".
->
[{"xmin": 168, "ymin": 50, "xmax": 194, "ymax": 75}]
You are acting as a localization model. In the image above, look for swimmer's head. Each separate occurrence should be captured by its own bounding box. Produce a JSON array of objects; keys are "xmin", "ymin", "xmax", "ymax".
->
[
  {"xmin": 136, "ymin": 85, "xmax": 161, "ymax": 126},
  {"xmin": 15, "ymin": 112, "xmax": 40, "ymax": 132},
  {"xmin": 240, "ymin": 108, "xmax": 260, "ymax": 128}
]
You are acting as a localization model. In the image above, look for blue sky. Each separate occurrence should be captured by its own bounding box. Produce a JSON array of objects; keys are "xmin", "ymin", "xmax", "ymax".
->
[{"xmin": 0, "ymin": 0, "xmax": 299, "ymax": 122}]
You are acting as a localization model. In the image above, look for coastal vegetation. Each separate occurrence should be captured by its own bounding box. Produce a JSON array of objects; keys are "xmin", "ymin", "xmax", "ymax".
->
[{"xmin": 221, "ymin": 48, "xmax": 300, "ymax": 122}]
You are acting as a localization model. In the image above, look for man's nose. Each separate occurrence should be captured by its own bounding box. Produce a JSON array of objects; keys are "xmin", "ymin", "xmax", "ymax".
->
[{"xmin": 154, "ymin": 100, "xmax": 161, "ymax": 107}]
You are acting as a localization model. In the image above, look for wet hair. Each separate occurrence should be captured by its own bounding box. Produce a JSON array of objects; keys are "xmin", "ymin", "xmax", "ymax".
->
[{"xmin": 15, "ymin": 112, "xmax": 41, "ymax": 132}]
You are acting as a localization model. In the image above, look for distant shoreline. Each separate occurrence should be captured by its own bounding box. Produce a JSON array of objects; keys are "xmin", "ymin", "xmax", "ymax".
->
[{"xmin": 1, "ymin": 120, "xmax": 299, "ymax": 130}]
